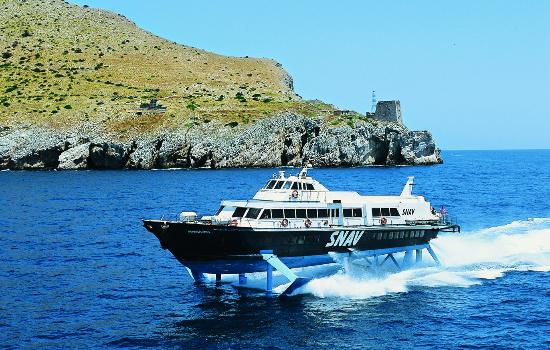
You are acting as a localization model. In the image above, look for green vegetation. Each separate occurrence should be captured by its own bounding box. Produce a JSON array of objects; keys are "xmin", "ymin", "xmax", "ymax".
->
[{"xmin": 186, "ymin": 101, "xmax": 199, "ymax": 111}]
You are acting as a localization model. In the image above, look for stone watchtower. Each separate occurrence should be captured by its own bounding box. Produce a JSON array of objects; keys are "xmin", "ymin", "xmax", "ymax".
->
[{"xmin": 370, "ymin": 100, "xmax": 402, "ymax": 123}]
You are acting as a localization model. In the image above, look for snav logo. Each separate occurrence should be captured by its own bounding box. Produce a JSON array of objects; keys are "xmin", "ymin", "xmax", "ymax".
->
[
  {"xmin": 325, "ymin": 230, "xmax": 364, "ymax": 247},
  {"xmin": 402, "ymin": 208, "xmax": 415, "ymax": 215}
]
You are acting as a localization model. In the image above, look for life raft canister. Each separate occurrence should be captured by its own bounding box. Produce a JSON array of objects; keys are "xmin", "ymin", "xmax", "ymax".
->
[
  {"xmin": 281, "ymin": 218, "xmax": 289, "ymax": 227},
  {"xmin": 291, "ymin": 190, "xmax": 299, "ymax": 199},
  {"xmin": 304, "ymin": 218, "xmax": 312, "ymax": 228},
  {"xmin": 380, "ymin": 217, "xmax": 387, "ymax": 225}
]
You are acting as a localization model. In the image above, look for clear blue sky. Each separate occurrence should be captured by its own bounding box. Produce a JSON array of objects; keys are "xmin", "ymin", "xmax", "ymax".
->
[{"xmin": 71, "ymin": 0, "xmax": 549, "ymax": 150}]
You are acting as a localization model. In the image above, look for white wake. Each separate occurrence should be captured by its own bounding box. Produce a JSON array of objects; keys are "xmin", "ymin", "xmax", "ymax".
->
[{"xmin": 300, "ymin": 218, "xmax": 550, "ymax": 299}]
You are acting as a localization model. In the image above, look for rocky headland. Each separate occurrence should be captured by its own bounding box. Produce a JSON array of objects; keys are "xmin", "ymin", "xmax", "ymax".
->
[{"xmin": 0, "ymin": 0, "xmax": 441, "ymax": 170}]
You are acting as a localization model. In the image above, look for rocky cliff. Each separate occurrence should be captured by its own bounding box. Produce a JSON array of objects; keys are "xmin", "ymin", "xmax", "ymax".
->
[
  {"xmin": 0, "ymin": 0, "xmax": 442, "ymax": 170},
  {"xmin": 0, "ymin": 114, "xmax": 440, "ymax": 170}
]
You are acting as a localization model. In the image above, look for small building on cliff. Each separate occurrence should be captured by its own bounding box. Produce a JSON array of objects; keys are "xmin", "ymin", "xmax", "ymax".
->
[{"xmin": 367, "ymin": 100, "xmax": 402, "ymax": 123}]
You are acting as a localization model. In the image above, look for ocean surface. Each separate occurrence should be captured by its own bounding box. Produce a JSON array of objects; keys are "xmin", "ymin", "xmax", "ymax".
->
[{"xmin": 1, "ymin": 150, "xmax": 549, "ymax": 349}]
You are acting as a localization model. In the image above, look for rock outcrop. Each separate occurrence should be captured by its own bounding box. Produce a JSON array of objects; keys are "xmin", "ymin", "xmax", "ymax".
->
[
  {"xmin": 0, "ymin": 113, "xmax": 442, "ymax": 170},
  {"xmin": 58, "ymin": 142, "xmax": 90, "ymax": 169}
]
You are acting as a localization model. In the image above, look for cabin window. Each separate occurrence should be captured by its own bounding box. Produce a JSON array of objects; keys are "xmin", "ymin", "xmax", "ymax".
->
[
  {"xmin": 305, "ymin": 183, "xmax": 314, "ymax": 190},
  {"xmin": 232, "ymin": 207, "xmax": 247, "ymax": 217},
  {"xmin": 377, "ymin": 232, "xmax": 382, "ymax": 240},
  {"xmin": 284, "ymin": 209, "xmax": 296, "ymax": 218},
  {"xmin": 317, "ymin": 209, "xmax": 329, "ymax": 218},
  {"xmin": 372, "ymin": 208, "xmax": 381, "ymax": 217},
  {"xmin": 260, "ymin": 209, "xmax": 271, "ymax": 219},
  {"xmin": 274, "ymin": 181, "xmax": 284, "ymax": 189},
  {"xmin": 282, "ymin": 181, "xmax": 292, "ymax": 189},
  {"xmin": 333, "ymin": 200, "xmax": 341, "ymax": 203},
  {"xmin": 245, "ymin": 208, "xmax": 261, "ymax": 219},
  {"xmin": 399, "ymin": 232, "xmax": 404, "ymax": 239},
  {"xmin": 215, "ymin": 206, "xmax": 225, "ymax": 215},
  {"xmin": 381, "ymin": 208, "xmax": 390, "ymax": 216},
  {"xmin": 296, "ymin": 209, "xmax": 307, "ymax": 218},
  {"xmin": 383, "ymin": 232, "xmax": 388, "ymax": 239},
  {"xmin": 271, "ymin": 209, "xmax": 284, "ymax": 219},
  {"xmin": 390, "ymin": 208, "xmax": 400, "ymax": 216},
  {"xmin": 265, "ymin": 180, "xmax": 276, "ymax": 189},
  {"xmin": 344, "ymin": 208, "xmax": 362, "ymax": 217},
  {"xmin": 330, "ymin": 208, "xmax": 340, "ymax": 217},
  {"xmin": 291, "ymin": 182, "xmax": 299, "ymax": 190},
  {"xmin": 307, "ymin": 209, "xmax": 318, "ymax": 218}
]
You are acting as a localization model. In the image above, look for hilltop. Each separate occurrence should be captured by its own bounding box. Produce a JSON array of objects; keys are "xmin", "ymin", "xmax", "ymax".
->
[
  {"xmin": 0, "ymin": 0, "xmax": 442, "ymax": 169},
  {"xmin": 0, "ymin": 0, "xmax": 336, "ymax": 134}
]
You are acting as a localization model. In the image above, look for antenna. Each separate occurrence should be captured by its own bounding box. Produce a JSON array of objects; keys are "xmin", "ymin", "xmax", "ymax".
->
[{"xmin": 371, "ymin": 90, "xmax": 377, "ymax": 112}]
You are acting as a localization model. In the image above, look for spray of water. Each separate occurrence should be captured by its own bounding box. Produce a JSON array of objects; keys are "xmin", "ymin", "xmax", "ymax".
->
[{"xmin": 300, "ymin": 218, "xmax": 550, "ymax": 299}]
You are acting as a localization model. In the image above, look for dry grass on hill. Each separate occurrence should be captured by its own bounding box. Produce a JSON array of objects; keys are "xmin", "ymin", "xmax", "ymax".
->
[{"xmin": 1, "ymin": 0, "xmax": 351, "ymax": 136}]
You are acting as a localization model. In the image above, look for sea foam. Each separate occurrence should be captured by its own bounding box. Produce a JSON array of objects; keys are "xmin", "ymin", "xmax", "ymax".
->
[{"xmin": 300, "ymin": 218, "xmax": 550, "ymax": 299}]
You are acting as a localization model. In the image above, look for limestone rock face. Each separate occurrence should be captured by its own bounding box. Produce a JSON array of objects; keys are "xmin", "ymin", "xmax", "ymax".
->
[
  {"xmin": 58, "ymin": 143, "xmax": 91, "ymax": 169},
  {"xmin": 400, "ymin": 131, "xmax": 441, "ymax": 165},
  {"xmin": 0, "ymin": 113, "xmax": 442, "ymax": 170},
  {"xmin": 125, "ymin": 140, "xmax": 156, "ymax": 169},
  {"xmin": 0, "ymin": 127, "xmax": 64, "ymax": 169},
  {"xmin": 89, "ymin": 143, "xmax": 128, "ymax": 169}
]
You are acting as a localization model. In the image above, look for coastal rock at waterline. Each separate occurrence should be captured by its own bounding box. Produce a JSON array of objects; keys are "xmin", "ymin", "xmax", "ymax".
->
[
  {"xmin": 58, "ymin": 142, "xmax": 90, "ymax": 169},
  {"xmin": 0, "ymin": 114, "xmax": 442, "ymax": 170},
  {"xmin": 126, "ymin": 140, "xmax": 161, "ymax": 169},
  {"xmin": 400, "ymin": 131, "xmax": 441, "ymax": 165},
  {"xmin": 89, "ymin": 143, "xmax": 128, "ymax": 169},
  {"xmin": 0, "ymin": 128, "xmax": 64, "ymax": 169}
]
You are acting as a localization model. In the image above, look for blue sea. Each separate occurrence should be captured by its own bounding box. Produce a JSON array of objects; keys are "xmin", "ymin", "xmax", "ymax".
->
[{"xmin": 1, "ymin": 150, "xmax": 549, "ymax": 349}]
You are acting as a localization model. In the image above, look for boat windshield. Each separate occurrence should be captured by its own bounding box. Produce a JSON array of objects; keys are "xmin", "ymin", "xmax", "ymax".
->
[
  {"xmin": 245, "ymin": 208, "xmax": 261, "ymax": 219},
  {"xmin": 232, "ymin": 207, "xmax": 247, "ymax": 217},
  {"xmin": 265, "ymin": 180, "xmax": 276, "ymax": 189}
]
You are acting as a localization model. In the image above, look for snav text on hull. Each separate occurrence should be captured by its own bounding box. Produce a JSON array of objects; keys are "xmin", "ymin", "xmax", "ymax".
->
[{"xmin": 143, "ymin": 165, "xmax": 460, "ymax": 295}]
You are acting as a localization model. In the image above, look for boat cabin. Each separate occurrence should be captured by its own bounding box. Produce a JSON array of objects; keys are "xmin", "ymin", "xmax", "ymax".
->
[{"xmin": 201, "ymin": 168, "xmax": 439, "ymax": 229}]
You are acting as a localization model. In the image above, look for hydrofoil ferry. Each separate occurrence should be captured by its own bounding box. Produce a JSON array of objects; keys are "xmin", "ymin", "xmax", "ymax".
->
[{"xmin": 143, "ymin": 166, "xmax": 459, "ymax": 294}]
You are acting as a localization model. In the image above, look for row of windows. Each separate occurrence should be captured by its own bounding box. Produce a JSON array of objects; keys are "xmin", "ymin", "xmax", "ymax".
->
[
  {"xmin": 229, "ymin": 206, "xmax": 411, "ymax": 220},
  {"xmin": 376, "ymin": 230, "xmax": 424, "ymax": 240},
  {"xmin": 243, "ymin": 208, "xmax": 339, "ymax": 219},
  {"xmin": 372, "ymin": 208, "xmax": 400, "ymax": 217},
  {"xmin": 232, "ymin": 207, "xmax": 365, "ymax": 220},
  {"xmin": 264, "ymin": 180, "xmax": 316, "ymax": 191}
]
